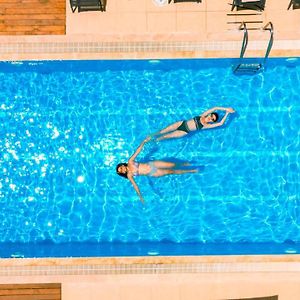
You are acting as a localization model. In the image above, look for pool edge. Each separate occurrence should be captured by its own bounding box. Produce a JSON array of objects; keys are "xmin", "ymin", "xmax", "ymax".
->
[{"xmin": 0, "ymin": 255, "xmax": 299, "ymax": 273}]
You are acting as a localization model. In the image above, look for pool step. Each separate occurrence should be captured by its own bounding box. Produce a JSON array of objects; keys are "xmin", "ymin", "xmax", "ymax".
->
[{"xmin": 233, "ymin": 62, "xmax": 263, "ymax": 74}]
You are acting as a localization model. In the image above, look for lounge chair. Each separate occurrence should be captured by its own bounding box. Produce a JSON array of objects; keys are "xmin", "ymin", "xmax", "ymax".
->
[
  {"xmin": 288, "ymin": 0, "xmax": 300, "ymax": 9},
  {"xmin": 78, "ymin": 0, "xmax": 105, "ymax": 12},
  {"xmin": 168, "ymin": 0, "xmax": 201, "ymax": 3},
  {"xmin": 70, "ymin": 0, "xmax": 106, "ymax": 12},
  {"xmin": 231, "ymin": 0, "xmax": 266, "ymax": 11},
  {"xmin": 228, "ymin": 296, "xmax": 278, "ymax": 300}
]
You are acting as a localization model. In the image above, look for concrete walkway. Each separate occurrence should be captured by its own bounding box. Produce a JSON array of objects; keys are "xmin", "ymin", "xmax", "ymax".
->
[{"xmin": 0, "ymin": 0, "xmax": 300, "ymax": 60}]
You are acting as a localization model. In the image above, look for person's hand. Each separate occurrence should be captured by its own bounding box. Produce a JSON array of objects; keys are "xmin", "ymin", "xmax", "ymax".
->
[
  {"xmin": 144, "ymin": 136, "xmax": 152, "ymax": 143},
  {"xmin": 227, "ymin": 107, "xmax": 235, "ymax": 113}
]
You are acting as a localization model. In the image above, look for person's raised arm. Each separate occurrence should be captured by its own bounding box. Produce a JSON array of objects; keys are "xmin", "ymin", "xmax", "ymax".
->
[
  {"xmin": 128, "ymin": 137, "xmax": 150, "ymax": 163},
  {"xmin": 128, "ymin": 175, "xmax": 145, "ymax": 204},
  {"xmin": 202, "ymin": 111, "xmax": 230, "ymax": 129},
  {"xmin": 201, "ymin": 106, "xmax": 235, "ymax": 116}
]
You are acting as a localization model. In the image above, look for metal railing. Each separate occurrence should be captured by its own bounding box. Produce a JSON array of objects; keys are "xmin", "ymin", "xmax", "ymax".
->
[
  {"xmin": 238, "ymin": 22, "xmax": 248, "ymax": 60},
  {"xmin": 262, "ymin": 22, "xmax": 274, "ymax": 64},
  {"xmin": 234, "ymin": 21, "xmax": 274, "ymax": 74}
]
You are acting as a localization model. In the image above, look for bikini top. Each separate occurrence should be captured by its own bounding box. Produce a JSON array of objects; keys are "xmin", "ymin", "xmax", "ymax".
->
[
  {"xmin": 132, "ymin": 162, "xmax": 139, "ymax": 176},
  {"xmin": 193, "ymin": 116, "xmax": 204, "ymax": 130}
]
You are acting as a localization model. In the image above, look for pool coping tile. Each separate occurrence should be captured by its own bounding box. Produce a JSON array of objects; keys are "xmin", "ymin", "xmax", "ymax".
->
[
  {"xmin": 0, "ymin": 38, "xmax": 300, "ymax": 60},
  {"xmin": 0, "ymin": 255, "xmax": 299, "ymax": 276}
]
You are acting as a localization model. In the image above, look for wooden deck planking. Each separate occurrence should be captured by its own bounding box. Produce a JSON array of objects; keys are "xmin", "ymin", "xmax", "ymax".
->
[
  {"xmin": 0, "ymin": 0, "xmax": 65, "ymax": 35},
  {"xmin": 0, "ymin": 283, "xmax": 61, "ymax": 300}
]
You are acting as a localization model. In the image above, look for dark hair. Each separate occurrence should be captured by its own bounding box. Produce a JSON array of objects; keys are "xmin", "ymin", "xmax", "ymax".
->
[
  {"xmin": 211, "ymin": 112, "xmax": 219, "ymax": 122},
  {"xmin": 116, "ymin": 163, "xmax": 128, "ymax": 179}
]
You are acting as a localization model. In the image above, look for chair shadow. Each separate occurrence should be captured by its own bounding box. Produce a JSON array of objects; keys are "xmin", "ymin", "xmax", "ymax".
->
[
  {"xmin": 288, "ymin": 0, "xmax": 300, "ymax": 9},
  {"xmin": 101, "ymin": 0, "xmax": 107, "ymax": 10},
  {"xmin": 233, "ymin": 0, "xmax": 266, "ymax": 11},
  {"xmin": 169, "ymin": 0, "xmax": 201, "ymax": 3}
]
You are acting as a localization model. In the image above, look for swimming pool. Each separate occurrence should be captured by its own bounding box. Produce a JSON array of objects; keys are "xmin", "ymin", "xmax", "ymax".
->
[{"xmin": 0, "ymin": 58, "xmax": 299, "ymax": 258}]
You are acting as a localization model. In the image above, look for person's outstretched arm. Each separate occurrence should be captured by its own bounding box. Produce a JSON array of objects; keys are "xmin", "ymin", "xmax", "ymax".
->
[
  {"xmin": 128, "ymin": 175, "xmax": 144, "ymax": 204},
  {"xmin": 128, "ymin": 137, "xmax": 150, "ymax": 163},
  {"xmin": 203, "ymin": 109, "xmax": 235, "ymax": 129},
  {"xmin": 202, "ymin": 106, "xmax": 235, "ymax": 116}
]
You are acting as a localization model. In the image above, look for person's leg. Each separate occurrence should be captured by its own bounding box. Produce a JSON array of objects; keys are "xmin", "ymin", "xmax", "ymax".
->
[
  {"xmin": 169, "ymin": 169, "xmax": 198, "ymax": 175},
  {"xmin": 152, "ymin": 160, "xmax": 176, "ymax": 169},
  {"xmin": 152, "ymin": 121, "xmax": 183, "ymax": 137},
  {"xmin": 152, "ymin": 168, "xmax": 198, "ymax": 177},
  {"xmin": 156, "ymin": 130, "xmax": 188, "ymax": 141}
]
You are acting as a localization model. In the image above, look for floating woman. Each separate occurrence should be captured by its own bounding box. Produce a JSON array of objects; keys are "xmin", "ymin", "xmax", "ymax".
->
[
  {"xmin": 149, "ymin": 106, "xmax": 235, "ymax": 141},
  {"xmin": 116, "ymin": 137, "xmax": 198, "ymax": 203}
]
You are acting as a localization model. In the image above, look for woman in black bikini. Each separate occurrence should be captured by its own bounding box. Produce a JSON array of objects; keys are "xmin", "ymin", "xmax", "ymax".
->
[
  {"xmin": 150, "ymin": 106, "xmax": 235, "ymax": 141},
  {"xmin": 116, "ymin": 137, "xmax": 198, "ymax": 203}
]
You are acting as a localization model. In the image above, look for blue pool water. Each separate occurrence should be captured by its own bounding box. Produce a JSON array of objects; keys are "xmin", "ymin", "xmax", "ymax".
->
[{"xmin": 0, "ymin": 58, "xmax": 299, "ymax": 258}]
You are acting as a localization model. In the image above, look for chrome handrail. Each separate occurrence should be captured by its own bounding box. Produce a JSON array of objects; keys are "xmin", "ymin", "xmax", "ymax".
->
[
  {"xmin": 239, "ymin": 22, "xmax": 248, "ymax": 60},
  {"xmin": 262, "ymin": 22, "xmax": 274, "ymax": 64}
]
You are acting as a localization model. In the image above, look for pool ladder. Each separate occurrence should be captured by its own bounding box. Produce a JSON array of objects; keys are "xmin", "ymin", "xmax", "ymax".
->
[{"xmin": 233, "ymin": 21, "xmax": 274, "ymax": 75}]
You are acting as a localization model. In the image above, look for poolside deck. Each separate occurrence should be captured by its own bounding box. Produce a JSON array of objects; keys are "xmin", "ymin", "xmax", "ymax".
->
[
  {"xmin": 0, "ymin": 255, "xmax": 299, "ymax": 300},
  {"xmin": 0, "ymin": 1, "xmax": 300, "ymax": 300},
  {"xmin": 0, "ymin": 0, "xmax": 300, "ymax": 60},
  {"xmin": 0, "ymin": 0, "xmax": 65, "ymax": 35}
]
